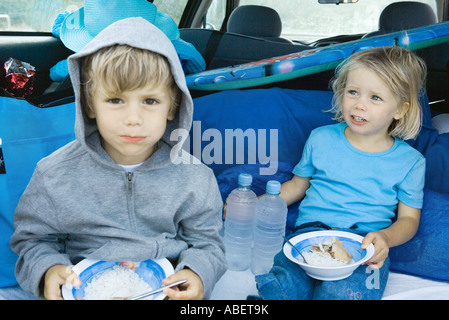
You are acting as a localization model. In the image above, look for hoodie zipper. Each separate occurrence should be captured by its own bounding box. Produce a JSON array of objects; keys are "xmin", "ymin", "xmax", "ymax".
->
[
  {"xmin": 127, "ymin": 172, "xmax": 133, "ymax": 189},
  {"xmin": 126, "ymin": 172, "xmax": 138, "ymax": 232}
]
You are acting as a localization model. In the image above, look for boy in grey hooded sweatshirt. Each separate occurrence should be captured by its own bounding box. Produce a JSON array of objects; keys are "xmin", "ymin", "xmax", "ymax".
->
[{"xmin": 10, "ymin": 17, "xmax": 226, "ymax": 300}]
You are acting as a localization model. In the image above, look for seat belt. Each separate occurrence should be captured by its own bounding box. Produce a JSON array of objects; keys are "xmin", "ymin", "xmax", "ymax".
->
[{"xmin": 203, "ymin": 30, "xmax": 225, "ymax": 69}]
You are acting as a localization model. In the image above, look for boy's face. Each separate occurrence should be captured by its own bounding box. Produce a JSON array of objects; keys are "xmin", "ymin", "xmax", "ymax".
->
[{"xmin": 87, "ymin": 84, "xmax": 176, "ymax": 165}]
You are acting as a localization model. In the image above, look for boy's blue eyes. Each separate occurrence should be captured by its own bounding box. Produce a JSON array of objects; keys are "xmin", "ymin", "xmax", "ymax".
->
[
  {"xmin": 107, "ymin": 98, "xmax": 158, "ymax": 104},
  {"xmin": 144, "ymin": 99, "xmax": 158, "ymax": 105}
]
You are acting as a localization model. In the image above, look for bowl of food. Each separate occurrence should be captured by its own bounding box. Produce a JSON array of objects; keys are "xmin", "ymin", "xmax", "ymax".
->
[
  {"xmin": 283, "ymin": 230, "xmax": 375, "ymax": 281},
  {"xmin": 62, "ymin": 258, "xmax": 174, "ymax": 300}
]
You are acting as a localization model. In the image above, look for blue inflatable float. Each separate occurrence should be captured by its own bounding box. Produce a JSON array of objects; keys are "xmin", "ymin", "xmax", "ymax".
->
[{"xmin": 186, "ymin": 21, "xmax": 449, "ymax": 91}]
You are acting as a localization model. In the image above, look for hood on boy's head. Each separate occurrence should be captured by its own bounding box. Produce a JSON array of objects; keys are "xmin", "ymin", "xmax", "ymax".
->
[{"xmin": 67, "ymin": 17, "xmax": 193, "ymax": 156}]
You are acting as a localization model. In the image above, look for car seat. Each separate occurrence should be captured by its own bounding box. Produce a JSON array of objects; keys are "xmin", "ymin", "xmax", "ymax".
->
[
  {"xmin": 363, "ymin": 1, "xmax": 437, "ymax": 37},
  {"xmin": 180, "ymin": 5, "xmax": 311, "ymax": 70},
  {"xmin": 226, "ymin": 5, "xmax": 293, "ymax": 44}
]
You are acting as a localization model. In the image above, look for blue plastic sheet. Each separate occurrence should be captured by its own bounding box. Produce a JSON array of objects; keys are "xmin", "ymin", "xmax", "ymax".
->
[{"xmin": 0, "ymin": 97, "xmax": 75, "ymax": 287}]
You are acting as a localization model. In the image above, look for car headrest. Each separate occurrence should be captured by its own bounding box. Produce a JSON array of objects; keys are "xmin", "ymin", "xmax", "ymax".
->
[
  {"xmin": 379, "ymin": 2, "xmax": 437, "ymax": 32},
  {"xmin": 227, "ymin": 5, "xmax": 282, "ymax": 38}
]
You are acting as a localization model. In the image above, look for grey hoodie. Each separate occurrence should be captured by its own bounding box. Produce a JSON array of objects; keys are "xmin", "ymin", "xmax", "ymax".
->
[{"xmin": 10, "ymin": 18, "xmax": 226, "ymax": 299}]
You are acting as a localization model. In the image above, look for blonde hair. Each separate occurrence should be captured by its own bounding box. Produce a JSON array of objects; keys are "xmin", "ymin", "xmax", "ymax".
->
[
  {"xmin": 329, "ymin": 46, "xmax": 427, "ymax": 140},
  {"xmin": 81, "ymin": 45, "xmax": 181, "ymax": 115}
]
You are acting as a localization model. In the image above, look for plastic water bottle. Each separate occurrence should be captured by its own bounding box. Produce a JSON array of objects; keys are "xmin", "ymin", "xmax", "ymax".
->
[
  {"xmin": 223, "ymin": 173, "xmax": 257, "ymax": 271},
  {"xmin": 251, "ymin": 180, "xmax": 287, "ymax": 275}
]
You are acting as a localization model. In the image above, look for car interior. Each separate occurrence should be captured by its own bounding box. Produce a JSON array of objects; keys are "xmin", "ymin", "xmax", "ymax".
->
[
  {"xmin": 1, "ymin": 0, "xmax": 449, "ymax": 301},
  {"xmin": 181, "ymin": 1, "xmax": 449, "ymax": 110}
]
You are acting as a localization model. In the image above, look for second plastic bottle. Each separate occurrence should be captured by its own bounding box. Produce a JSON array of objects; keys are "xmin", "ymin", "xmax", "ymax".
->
[
  {"xmin": 223, "ymin": 173, "xmax": 257, "ymax": 271},
  {"xmin": 251, "ymin": 180, "xmax": 287, "ymax": 275}
]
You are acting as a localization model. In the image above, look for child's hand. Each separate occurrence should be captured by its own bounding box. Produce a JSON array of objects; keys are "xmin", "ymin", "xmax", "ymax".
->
[
  {"xmin": 361, "ymin": 231, "xmax": 389, "ymax": 269},
  {"xmin": 43, "ymin": 264, "xmax": 82, "ymax": 300},
  {"xmin": 162, "ymin": 268, "xmax": 203, "ymax": 300}
]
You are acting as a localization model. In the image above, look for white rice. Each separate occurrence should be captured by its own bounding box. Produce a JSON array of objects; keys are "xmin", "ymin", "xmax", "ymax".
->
[
  {"xmin": 83, "ymin": 265, "xmax": 152, "ymax": 300},
  {"xmin": 302, "ymin": 250, "xmax": 352, "ymax": 267}
]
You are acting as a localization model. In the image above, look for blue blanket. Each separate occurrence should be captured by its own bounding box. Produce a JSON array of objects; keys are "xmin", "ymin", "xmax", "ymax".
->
[{"xmin": 0, "ymin": 98, "xmax": 75, "ymax": 287}]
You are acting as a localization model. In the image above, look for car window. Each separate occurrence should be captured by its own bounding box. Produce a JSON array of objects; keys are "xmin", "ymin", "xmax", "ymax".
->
[
  {"xmin": 0, "ymin": 0, "xmax": 84, "ymax": 32},
  {"xmin": 203, "ymin": 0, "xmax": 227, "ymax": 30},
  {"xmin": 153, "ymin": 0, "xmax": 189, "ymax": 24},
  {"xmin": 238, "ymin": 0, "xmax": 438, "ymax": 42},
  {"xmin": 0, "ymin": 0, "xmax": 188, "ymax": 32}
]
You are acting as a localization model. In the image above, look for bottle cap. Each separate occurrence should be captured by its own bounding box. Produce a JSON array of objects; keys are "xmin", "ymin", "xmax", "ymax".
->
[
  {"xmin": 238, "ymin": 173, "xmax": 252, "ymax": 186},
  {"xmin": 266, "ymin": 180, "xmax": 281, "ymax": 194}
]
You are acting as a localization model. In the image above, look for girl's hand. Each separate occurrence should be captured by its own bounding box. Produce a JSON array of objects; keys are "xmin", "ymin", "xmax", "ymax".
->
[
  {"xmin": 162, "ymin": 268, "xmax": 203, "ymax": 300},
  {"xmin": 43, "ymin": 265, "xmax": 82, "ymax": 300},
  {"xmin": 361, "ymin": 231, "xmax": 389, "ymax": 269}
]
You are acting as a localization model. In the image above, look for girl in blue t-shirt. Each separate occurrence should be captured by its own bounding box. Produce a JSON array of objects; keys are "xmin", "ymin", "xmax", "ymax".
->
[{"xmin": 256, "ymin": 46, "xmax": 427, "ymax": 300}]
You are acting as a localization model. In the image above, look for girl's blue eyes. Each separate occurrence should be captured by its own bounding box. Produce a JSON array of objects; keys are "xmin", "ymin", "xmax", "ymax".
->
[{"xmin": 347, "ymin": 90, "xmax": 382, "ymax": 101}]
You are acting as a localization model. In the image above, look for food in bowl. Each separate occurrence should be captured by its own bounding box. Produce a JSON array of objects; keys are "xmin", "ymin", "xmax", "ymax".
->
[
  {"xmin": 61, "ymin": 258, "xmax": 174, "ymax": 300},
  {"xmin": 283, "ymin": 230, "xmax": 375, "ymax": 281},
  {"xmin": 303, "ymin": 237, "xmax": 353, "ymax": 267},
  {"xmin": 83, "ymin": 264, "xmax": 152, "ymax": 300}
]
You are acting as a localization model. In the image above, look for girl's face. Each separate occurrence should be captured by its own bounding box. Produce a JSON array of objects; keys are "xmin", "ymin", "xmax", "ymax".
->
[
  {"xmin": 87, "ymin": 84, "xmax": 175, "ymax": 165},
  {"xmin": 342, "ymin": 66, "xmax": 408, "ymax": 149}
]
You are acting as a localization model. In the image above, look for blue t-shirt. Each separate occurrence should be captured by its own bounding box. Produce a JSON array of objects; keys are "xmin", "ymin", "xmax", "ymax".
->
[{"xmin": 293, "ymin": 123, "xmax": 426, "ymax": 233}]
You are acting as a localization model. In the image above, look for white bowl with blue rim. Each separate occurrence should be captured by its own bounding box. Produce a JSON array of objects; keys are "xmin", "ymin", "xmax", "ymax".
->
[
  {"xmin": 62, "ymin": 258, "xmax": 174, "ymax": 300},
  {"xmin": 283, "ymin": 230, "xmax": 375, "ymax": 281}
]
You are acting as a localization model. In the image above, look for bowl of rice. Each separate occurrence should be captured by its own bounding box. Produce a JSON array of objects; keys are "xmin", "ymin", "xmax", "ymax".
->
[
  {"xmin": 61, "ymin": 258, "xmax": 174, "ymax": 300},
  {"xmin": 283, "ymin": 230, "xmax": 375, "ymax": 281}
]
